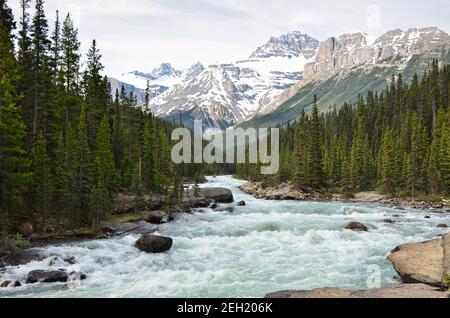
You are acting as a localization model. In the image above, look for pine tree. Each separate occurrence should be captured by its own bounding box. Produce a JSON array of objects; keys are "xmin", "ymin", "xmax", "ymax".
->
[
  {"xmin": 94, "ymin": 115, "xmax": 117, "ymax": 195},
  {"xmin": 85, "ymin": 39, "xmax": 106, "ymax": 145},
  {"xmin": 74, "ymin": 106, "xmax": 92, "ymax": 224},
  {"xmin": 142, "ymin": 120, "xmax": 157, "ymax": 191},
  {"xmin": 293, "ymin": 109, "xmax": 308, "ymax": 188},
  {"xmin": 131, "ymin": 158, "xmax": 145, "ymax": 212},
  {"xmin": 307, "ymin": 96, "xmax": 325, "ymax": 189},
  {"xmin": 52, "ymin": 131, "xmax": 67, "ymax": 226},
  {"xmin": 30, "ymin": 0, "xmax": 51, "ymax": 137},
  {"xmin": 60, "ymin": 13, "xmax": 79, "ymax": 94},
  {"xmin": 17, "ymin": 0, "xmax": 34, "ymax": 149},
  {"xmin": 29, "ymin": 132, "xmax": 52, "ymax": 224},
  {"xmin": 0, "ymin": 5, "xmax": 31, "ymax": 236},
  {"xmin": 50, "ymin": 10, "xmax": 61, "ymax": 76}
]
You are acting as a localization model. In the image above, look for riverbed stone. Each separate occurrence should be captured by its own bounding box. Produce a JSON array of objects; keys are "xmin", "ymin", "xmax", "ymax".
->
[
  {"xmin": 237, "ymin": 200, "xmax": 246, "ymax": 206},
  {"xmin": 345, "ymin": 222, "xmax": 368, "ymax": 232},
  {"xmin": 388, "ymin": 239, "xmax": 444, "ymax": 287},
  {"xmin": 135, "ymin": 234, "xmax": 173, "ymax": 253},
  {"xmin": 437, "ymin": 224, "xmax": 448, "ymax": 228},
  {"xmin": 26, "ymin": 270, "xmax": 69, "ymax": 284}
]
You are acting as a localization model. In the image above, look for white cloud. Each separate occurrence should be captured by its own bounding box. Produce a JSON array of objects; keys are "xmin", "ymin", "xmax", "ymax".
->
[{"xmin": 8, "ymin": 0, "xmax": 450, "ymax": 75}]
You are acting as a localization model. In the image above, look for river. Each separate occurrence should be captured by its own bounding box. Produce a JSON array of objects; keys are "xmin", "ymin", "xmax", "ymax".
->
[{"xmin": 0, "ymin": 176, "xmax": 448, "ymax": 298}]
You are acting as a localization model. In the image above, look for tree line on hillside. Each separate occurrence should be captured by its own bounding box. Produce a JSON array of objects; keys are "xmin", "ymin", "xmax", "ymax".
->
[
  {"xmin": 0, "ymin": 0, "xmax": 205, "ymax": 243},
  {"xmin": 236, "ymin": 59, "xmax": 450, "ymax": 199}
]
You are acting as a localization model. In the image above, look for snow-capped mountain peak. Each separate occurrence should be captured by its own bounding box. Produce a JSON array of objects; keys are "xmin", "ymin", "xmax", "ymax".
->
[
  {"xmin": 250, "ymin": 31, "xmax": 319, "ymax": 59},
  {"xmin": 183, "ymin": 62, "xmax": 206, "ymax": 81},
  {"xmin": 150, "ymin": 63, "xmax": 182, "ymax": 78}
]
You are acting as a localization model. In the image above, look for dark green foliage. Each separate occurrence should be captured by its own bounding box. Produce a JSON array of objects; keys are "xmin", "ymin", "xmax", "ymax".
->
[
  {"xmin": 0, "ymin": 2, "xmax": 31, "ymax": 238},
  {"xmin": 238, "ymin": 60, "xmax": 450, "ymax": 198}
]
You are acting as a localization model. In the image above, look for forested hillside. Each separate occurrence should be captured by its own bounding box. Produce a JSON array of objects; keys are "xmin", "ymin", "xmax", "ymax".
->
[
  {"xmin": 0, "ymin": 0, "xmax": 204, "ymax": 244},
  {"xmin": 237, "ymin": 60, "xmax": 450, "ymax": 199}
]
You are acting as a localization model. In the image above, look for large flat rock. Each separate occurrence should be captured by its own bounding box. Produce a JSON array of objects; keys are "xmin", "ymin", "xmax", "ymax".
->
[
  {"xmin": 266, "ymin": 288, "xmax": 352, "ymax": 298},
  {"xmin": 265, "ymin": 284, "xmax": 449, "ymax": 298},
  {"xmin": 388, "ymin": 238, "xmax": 444, "ymax": 287},
  {"xmin": 444, "ymin": 233, "xmax": 450, "ymax": 286}
]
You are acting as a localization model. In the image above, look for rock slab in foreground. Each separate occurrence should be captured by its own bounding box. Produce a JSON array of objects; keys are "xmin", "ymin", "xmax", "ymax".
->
[
  {"xmin": 388, "ymin": 236, "xmax": 445, "ymax": 287},
  {"xmin": 265, "ymin": 284, "xmax": 449, "ymax": 298},
  {"xmin": 135, "ymin": 234, "xmax": 173, "ymax": 253}
]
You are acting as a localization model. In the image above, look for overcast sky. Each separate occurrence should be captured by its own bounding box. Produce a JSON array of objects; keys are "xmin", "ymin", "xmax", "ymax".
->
[{"xmin": 8, "ymin": 0, "xmax": 450, "ymax": 76}]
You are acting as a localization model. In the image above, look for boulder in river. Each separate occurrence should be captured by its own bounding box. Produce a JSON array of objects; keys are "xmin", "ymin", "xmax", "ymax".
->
[
  {"xmin": 382, "ymin": 219, "xmax": 395, "ymax": 224},
  {"xmin": 147, "ymin": 211, "xmax": 166, "ymax": 224},
  {"xmin": 26, "ymin": 270, "xmax": 69, "ymax": 284},
  {"xmin": 237, "ymin": 200, "xmax": 246, "ymax": 206},
  {"xmin": 135, "ymin": 234, "xmax": 173, "ymax": 253},
  {"xmin": 388, "ymin": 236, "xmax": 446, "ymax": 287},
  {"xmin": 345, "ymin": 222, "xmax": 368, "ymax": 232},
  {"xmin": 1, "ymin": 280, "xmax": 11, "ymax": 288},
  {"xmin": 437, "ymin": 224, "xmax": 448, "ymax": 228},
  {"xmin": 198, "ymin": 188, "xmax": 234, "ymax": 203}
]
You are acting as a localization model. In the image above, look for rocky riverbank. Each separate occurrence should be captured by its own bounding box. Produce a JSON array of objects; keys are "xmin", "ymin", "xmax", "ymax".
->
[
  {"xmin": 266, "ymin": 232, "xmax": 450, "ymax": 298},
  {"xmin": 239, "ymin": 181, "xmax": 450, "ymax": 211},
  {"xmin": 0, "ymin": 187, "xmax": 234, "ymax": 267}
]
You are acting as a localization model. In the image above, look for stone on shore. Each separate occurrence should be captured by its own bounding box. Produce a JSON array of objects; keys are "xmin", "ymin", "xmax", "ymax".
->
[
  {"xmin": 135, "ymin": 234, "xmax": 173, "ymax": 253},
  {"xmin": 18, "ymin": 222, "xmax": 34, "ymax": 238},
  {"xmin": 239, "ymin": 182, "xmax": 316, "ymax": 201},
  {"xmin": 388, "ymin": 235, "xmax": 448, "ymax": 287}
]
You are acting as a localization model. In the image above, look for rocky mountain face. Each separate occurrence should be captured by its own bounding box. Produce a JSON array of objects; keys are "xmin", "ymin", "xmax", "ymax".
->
[
  {"xmin": 250, "ymin": 31, "xmax": 319, "ymax": 59},
  {"xmin": 243, "ymin": 27, "xmax": 450, "ymax": 129},
  {"xmin": 303, "ymin": 27, "xmax": 450, "ymax": 82}
]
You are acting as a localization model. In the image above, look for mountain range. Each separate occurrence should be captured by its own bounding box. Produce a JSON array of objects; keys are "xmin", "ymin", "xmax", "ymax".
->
[{"xmin": 109, "ymin": 27, "xmax": 450, "ymax": 130}]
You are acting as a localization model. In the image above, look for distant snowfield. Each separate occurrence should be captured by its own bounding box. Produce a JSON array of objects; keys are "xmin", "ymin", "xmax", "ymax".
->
[{"xmin": 114, "ymin": 71, "xmax": 183, "ymax": 90}]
